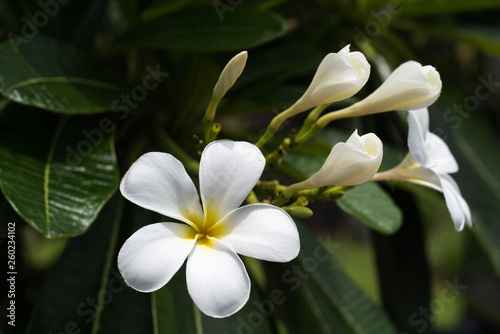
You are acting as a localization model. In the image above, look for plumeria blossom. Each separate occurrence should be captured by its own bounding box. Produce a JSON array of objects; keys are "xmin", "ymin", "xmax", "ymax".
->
[
  {"xmin": 292, "ymin": 45, "xmax": 370, "ymax": 113},
  {"xmin": 372, "ymin": 108, "xmax": 472, "ymax": 231},
  {"xmin": 316, "ymin": 61, "xmax": 442, "ymax": 126},
  {"xmin": 283, "ymin": 130, "xmax": 383, "ymax": 196},
  {"xmin": 355, "ymin": 61, "xmax": 441, "ymax": 113},
  {"xmin": 118, "ymin": 140, "xmax": 300, "ymax": 318}
]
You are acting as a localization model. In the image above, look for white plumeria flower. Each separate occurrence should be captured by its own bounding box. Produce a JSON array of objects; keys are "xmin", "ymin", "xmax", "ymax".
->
[
  {"xmin": 372, "ymin": 108, "xmax": 472, "ymax": 231},
  {"xmin": 118, "ymin": 140, "xmax": 300, "ymax": 318},
  {"xmin": 356, "ymin": 61, "xmax": 441, "ymax": 113},
  {"xmin": 283, "ymin": 130, "xmax": 383, "ymax": 196},
  {"xmin": 292, "ymin": 45, "xmax": 370, "ymax": 112}
]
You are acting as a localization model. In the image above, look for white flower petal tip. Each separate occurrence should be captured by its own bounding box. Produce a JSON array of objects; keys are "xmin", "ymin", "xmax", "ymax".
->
[
  {"xmin": 216, "ymin": 204, "xmax": 300, "ymax": 262},
  {"xmin": 439, "ymin": 174, "xmax": 473, "ymax": 232},
  {"xmin": 118, "ymin": 139, "xmax": 301, "ymax": 317},
  {"xmin": 295, "ymin": 129, "xmax": 383, "ymax": 189},
  {"xmin": 408, "ymin": 109, "xmax": 458, "ymax": 174},
  {"xmin": 357, "ymin": 61, "xmax": 442, "ymax": 114},
  {"xmin": 119, "ymin": 152, "xmax": 203, "ymax": 225},
  {"xmin": 213, "ymin": 51, "xmax": 248, "ymax": 99},
  {"xmin": 294, "ymin": 45, "xmax": 370, "ymax": 112},
  {"xmin": 200, "ymin": 140, "xmax": 265, "ymax": 223},
  {"xmin": 117, "ymin": 223, "xmax": 196, "ymax": 293},
  {"xmin": 187, "ymin": 239, "xmax": 250, "ymax": 318}
]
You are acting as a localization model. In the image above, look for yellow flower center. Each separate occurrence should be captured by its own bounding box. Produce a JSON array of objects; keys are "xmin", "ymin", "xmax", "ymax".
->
[{"xmin": 184, "ymin": 209, "xmax": 226, "ymax": 244}]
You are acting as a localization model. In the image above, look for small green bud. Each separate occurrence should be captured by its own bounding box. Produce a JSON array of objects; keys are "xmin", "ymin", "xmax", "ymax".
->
[{"xmin": 285, "ymin": 206, "xmax": 313, "ymax": 218}]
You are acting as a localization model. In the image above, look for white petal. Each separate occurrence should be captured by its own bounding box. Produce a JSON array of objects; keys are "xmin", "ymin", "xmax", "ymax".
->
[
  {"xmin": 120, "ymin": 152, "xmax": 203, "ymax": 225},
  {"xmin": 302, "ymin": 130, "xmax": 383, "ymax": 187},
  {"xmin": 438, "ymin": 174, "xmax": 472, "ymax": 231},
  {"xmin": 425, "ymin": 133, "xmax": 458, "ymax": 174},
  {"xmin": 357, "ymin": 61, "xmax": 441, "ymax": 113},
  {"xmin": 295, "ymin": 45, "xmax": 370, "ymax": 111},
  {"xmin": 408, "ymin": 108, "xmax": 430, "ymax": 167},
  {"xmin": 199, "ymin": 140, "xmax": 265, "ymax": 224},
  {"xmin": 213, "ymin": 204, "xmax": 300, "ymax": 262},
  {"xmin": 118, "ymin": 223, "xmax": 197, "ymax": 292},
  {"xmin": 186, "ymin": 238, "xmax": 250, "ymax": 318},
  {"xmin": 374, "ymin": 153, "xmax": 442, "ymax": 191}
]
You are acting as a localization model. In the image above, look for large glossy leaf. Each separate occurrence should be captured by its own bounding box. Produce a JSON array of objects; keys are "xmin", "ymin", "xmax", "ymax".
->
[
  {"xmin": 153, "ymin": 263, "xmax": 275, "ymax": 334},
  {"xmin": 115, "ymin": 8, "xmax": 286, "ymax": 52},
  {"xmin": 270, "ymin": 221, "xmax": 398, "ymax": 334},
  {"xmin": 0, "ymin": 103, "xmax": 119, "ymax": 238},
  {"xmin": 336, "ymin": 183, "xmax": 402, "ymax": 235},
  {"xmin": 26, "ymin": 198, "xmax": 154, "ymax": 334},
  {"xmin": 0, "ymin": 36, "xmax": 126, "ymax": 114}
]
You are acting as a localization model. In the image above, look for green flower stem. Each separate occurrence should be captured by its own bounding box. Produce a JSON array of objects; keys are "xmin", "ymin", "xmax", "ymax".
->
[
  {"xmin": 296, "ymin": 103, "xmax": 330, "ymax": 138},
  {"xmin": 208, "ymin": 123, "xmax": 221, "ymax": 143},
  {"xmin": 316, "ymin": 103, "xmax": 365, "ymax": 127},
  {"xmin": 254, "ymin": 104, "xmax": 299, "ymax": 148},
  {"xmin": 293, "ymin": 122, "xmax": 323, "ymax": 146},
  {"xmin": 154, "ymin": 125, "xmax": 200, "ymax": 175},
  {"xmin": 280, "ymin": 184, "xmax": 350, "ymax": 203},
  {"xmin": 202, "ymin": 97, "xmax": 221, "ymax": 144},
  {"xmin": 255, "ymin": 180, "xmax": 285, "ymax": 200},
  {"xmin": 294, "ymin": 103, "xmax": 366, "ymax": 146},
  {"xmin": 265, "ymin": 138, "xmax": 291, "ymax": 168}
]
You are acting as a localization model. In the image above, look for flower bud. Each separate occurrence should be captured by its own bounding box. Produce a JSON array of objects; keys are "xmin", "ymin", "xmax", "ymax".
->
[
  {"xmin": 355, "ymin": 61, "xmax": 441, "ymax": 113},
  {"xmin": 212, "ymin": 51, "xmax": 248, "ymax": 99},
  {"xmin": 293, "ymin": 45, "xmax": 370, "ymax": 112},
  {"xmin": 285, "ymin": 130, "xmax": 383, "ymax": 195}
]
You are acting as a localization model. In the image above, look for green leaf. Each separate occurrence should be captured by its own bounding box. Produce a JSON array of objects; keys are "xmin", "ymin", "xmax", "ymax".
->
[
  {"xmin": 26, "ymin": 198, "xmax": 154, "ymax": 334},
  {"xmin": 0, "ymin": 103, "xmax": 119, "ymax": 238},
  {"xmin": 336, "ymin": 183, "xmax": 403, "ymax": 235},
  {"xmin": 0, "ymin": 36, "xmax": 126, "ymax": 114},
  {"xmin": 115, "ymin": 8, "xmax": 286, "ymax": 52},
  {"xmin": 153, "ymin": 264, "xmax": 275, "ymax": 334},
  {"xmin": 271, "ymin": 221, "xmax": 398, "ymax": 334},
  {"xmin": 371, "ymin": 190, "xmax": 431, "ymax": 333},
  {"xmin": 141, "ymin": 0, "xmax": 192, "ymax": 19}
]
